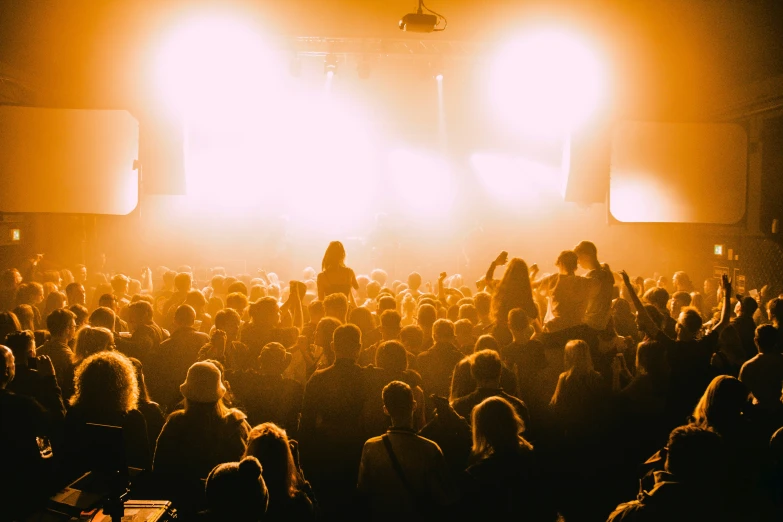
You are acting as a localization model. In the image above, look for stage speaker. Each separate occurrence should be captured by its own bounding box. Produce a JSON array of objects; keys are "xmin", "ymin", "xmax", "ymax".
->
[{"xmin": 138, "ymin": 113, "xmax": 186, "ymax": 195}]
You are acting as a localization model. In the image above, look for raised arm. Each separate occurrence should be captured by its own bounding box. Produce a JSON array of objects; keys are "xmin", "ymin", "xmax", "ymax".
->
[
  {"xmin": 620, "ymin": 270, "xmax": 660, "ymax": 337},
  {"xmin": 477, "ymin": 251, "xmax": 508, "ymax": 291},
  {"xmin": 710, "ymin": 275, "xmax": 732, "ymax": 333}
]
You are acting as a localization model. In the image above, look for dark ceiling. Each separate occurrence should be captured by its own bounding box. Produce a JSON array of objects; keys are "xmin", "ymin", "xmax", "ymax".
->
[{"xmin": 1, "ymin": 0, "xmax": 782, "ymax": 118}]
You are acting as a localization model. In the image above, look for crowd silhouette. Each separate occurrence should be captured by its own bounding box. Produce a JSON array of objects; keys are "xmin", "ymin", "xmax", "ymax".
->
[{"xmin": 2, "ymin": 240, "xmax": 783, "ymax": 521}]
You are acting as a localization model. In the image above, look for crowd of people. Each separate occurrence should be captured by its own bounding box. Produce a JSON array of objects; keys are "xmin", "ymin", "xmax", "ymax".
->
[{"xmin": 2, "ymin": 239, "xmax": 783, "ymax": 521}]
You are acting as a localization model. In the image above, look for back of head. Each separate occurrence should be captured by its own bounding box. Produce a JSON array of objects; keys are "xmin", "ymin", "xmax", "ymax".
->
[
  {"xmin": 556, "ymin": 250, "xmax": 578, "ymax": 273},
  {"xmin": 323, "ymin": 293, "xmax": 348, "ymax": 321},
  {"xmin": 244, "ymin": 423, "xmax": 297, "ymax": 501},
  {"xmin": 247, "ymin": 297, "xmax": 279, "ymax": 325},
  {"xmin": 474, "ymin": 334, "xmax": 500, "ymax": 353},
  {"xmin": 227, "ymin": 281, "xmax": 248, "ymax": 297},
  {"xmin": 127, "ymin": 301, "xmax": 154, "ymax": 326},
  {"xmin": 564, "ymin": 340, "xmax": 594, "ymax": 374},
  {"xmin": 474, "ymin": 292, "xmax": 491, "ymax": 318},
  {"xmin": 98, "ymin": 293, "xmax": 117, "ymax": 310},
  {"xmin": 471, "ymin": 349, "xmax": 502, "ymax": 382},
  {"xmin": 72, "ymin": 350, "xmax": 138, "ymax": 413},
  {"xmin": 382, "ymin": 380, "xmax": 414, "ymax": 419},
  {"xmin": 88, "ymin": 307, "xmax": 116, "ymax": 330},
  {"xmin": 672, "ymin": 291, "xmax": 692, "ymax": 307},
  {"xmin": 226, "ymin": 292, "xmax": 249, "ymax": 313},
  {"xmin": 314, "ymin": 317, "xmax": 341, "ymax": 349},
  {"xmin": 454, "ymin": 319, "xmax": 474, "ymax": 340},
  {"xmin": 75, "ymin": 326, "xmax": 115, "ymax": 363},
  {"xmin": 407, "ymin": 272, "xmax": 422, "ymax": 291},
  {"xmin": 768, "ymin": 297, "xmax": 783, "ymax": 324},
  {"xmin": 644, "ymin": 287, "xmax": 670, "ymax": 310},
  {"xmin": 458, "ymin": 304, "xmax": 478, "ymax": 325},
  {"xmin": 417, "ymin": 304, "xmax": 437, "ymax": 329},
  {"xmin": 206, "ymin": 456, "xmax": 269, "ymax": 521},
  {"xmin": 378, "ymin": 295, "xmax": 397, "ymax": 314},
  {"xmin": 174, "ymin": 304, "xmax": 197, "ymax": 328},
  {"xmin": 349, "ymin": 307, "xmax": 375, "ymax": 333},
  {"xmin": 333, "ymin": 323, "xmax": 361, "ymax": 360},
  {"xmin": 755, "ymin": 324, "xmax": 779, "ymax": 354},
  {"xmin": 432, "ymin": 318, "xmax": 455, "ymax": 343},
  {"xmin": 111, "ymin": 274, "xmax": 129, "ymax": 294},
  {"xmin": 185, "ymin": 290, "xmax": 207, "ymax": 310},
  {"xmin": 370, "ymin": 268, "xmax": 388, "ymax": 287},
  {"xmin": 739, "ymin": 296, "xmax": 758, "ymax": 316},
  {"xmin": 5, "ymin": 330, "xmax": 34, "ymax": 362},
  {"xmin": 400, "ymin": 324, "xmax": 423, "ymax": 351},
  {"xmin": 665, "ymin": 425, "xmax": 723, "ymax": 483},
  {"xmin": 69, "ymin": 304, "xmax": 89, "ymax": 327},
  {"xmin": 635, "ymin": 340, "xmax": 667, "ymax": 377},
  {"xmin": 375, "ymin": 340, "xmax": 408, "ymax": 373},
  {"xmin": 322, "ymin": 241, "xmax": 347, "ymax": 271},
  {"xmin": 215, "ymin": 308, "xmax": 242, "ymax": 333},
  {"xmin": 380, "ymin": 310, "xmax": 401, "ymax": 332},
  {"xmin": 0, "ymin": 311, "xmax": 21, "ymax": 341},
  {"xmin": 12, "ymin": 305, "xmax": 35, "ymax": 331},
  {"xmin": 472, "ymin": 396, "xmax": 528, "ymax": 458},
  {"xmin": 507, "ymin": 307, "xmax": 530, "ymax": 333},
  {"xmin": 692, "ymin": 375, "xmax": 749, "ymax": 432},
  {"xmin": 174, "ymin": 272, "xmax": 192, "ymax": 293},
  {"xmin": 678, "ymin": 307, "xmax": 703, "ymax": 335},
  {"xmin": 573, "ymin": 240, "xmax": 598, "ymax": 259}
]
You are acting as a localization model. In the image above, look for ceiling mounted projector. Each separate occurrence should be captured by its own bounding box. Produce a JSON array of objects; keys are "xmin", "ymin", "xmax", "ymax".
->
[{"xmin": 399, "ymin": 1, "xmax": 447, "ymax": 32}]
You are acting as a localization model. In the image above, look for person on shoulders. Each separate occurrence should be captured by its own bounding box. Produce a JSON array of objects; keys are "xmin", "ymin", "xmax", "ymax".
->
[{"xmin": 317, "ymin": 241, "xmax": 359, "ymax": 304}]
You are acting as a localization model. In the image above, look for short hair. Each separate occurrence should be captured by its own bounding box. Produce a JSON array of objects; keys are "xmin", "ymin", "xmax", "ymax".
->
[
  {"xmin": 111, "ymin": 274, "xmax": 129, "ymax": 293},
  {"xmin": 739, "ymin": 296, "xmax": 758, "ymax": 315},
  {"xmin": 671, "ymin": 291, "xmax": 692, "ymax": 307},
  {"xmin": 507, "ymin": 308, "xmax": 530, "ymax": 332},
  {"xmin": 0, "ymin": 312, "xmax": 21, "ymax": 342},
  {"xmin": 323, "ymin": 293, "xmax": 348, "ymax": 320},
  {"xmin": 678, "ymin": 307, "xmax": 703, "ymax": 334},
  {"xmin": 458, "ymin": 304, "xmax": 478, "ymax": 325},
  {"xmin": 382, "ymin": 380, "xmax": 414, "ymax": 418},
  {"xmin": 417, "ymin": 304, "xmax": 437, "ymax": 328},
  {"xmin": 755, "ymin": 324, "xmax": 779, "ymax": 354},
  {"xmin": 248, "ymin": 297, "xmax": 278, "ymax": 324},
  {"xmin": 185, "ymin": 290, "xmax": 207, "ymax": 309},
  {"xmin": 375, "ymin": 295, "xmax": 394, "ymax": 313},
  {"xmin": 5, "ymin": 330, "xmax": 34, "ymax": 361},
  {"xmin": 174, "ymin": 305, "xmax": 197, "ymax": 327},
  {"xmin": 556, "ymin": 250, "xmax": 578, "ymax": 272},
  {"xmin": 12, "ymin": 305, "xmax": 34, "ymax": 331},
  {"xmin": 210, "ymin": 275, "xmax": 226, "ymax": 293},
  {"xmin": 573, "ymin": 240, "xmax": 597, "ymax": 258},
  {"xmin": 69, "ymin": 304, "xmax": 89, "ymax": 327},
  {"xmin": 174, "ymin": 272, "xmax": 192, "ymax": 293},
  {"xmin": 665, "ymin": 425, "xmax": 723, "ymax": 481},
  {"xmin": 98, "ymin": 293, "xmax": 117, "ymax": 309},
  {"xmin": 375, "ymin": 340, "xmax": 408, "ymax": 373},
  {"xmin": 471, "ymin": 349, "xmax": 502, "ymax": 381},
  {"xmin": 315, "ymin": 317, "xmax": 341, "ymax": 348},
  {"xmin": 644, "ymin": 287, "xmax": 670, "ymax": 310},
  {"xmin": 474, "ymin": 292, "xmax": 491, "ymax": 316},
  {"xmin": 333, "ymin": 323, "xmax": 361, "ymax": 359},
  {"xmin": 370, "ymin": 269, "xmax": 388, "ymax": 286},
  {"xmin": 308, "ymin": 299, "xmax": 324, "ymax": 318},
  {"xmin": 407, "ymin": 272, "xmax": 422, "ymax": 290},
  {"xmin": 226, "ymin": 292, "xmax": 249, "ymax": 312},
  {"xmin": 635, "ymin": 340, "xmax": 667, "ymax": 376},
  {"xmin": 215, "ymin": 308, "xmax": 242, "ymax": 332},
  {"xmin": 380, "ymin": 310, "xmax": 402, "ymax": 331},
  {"xmin": 432, "ymin": 318, "xmax": 455, "ymax": 341},
  {"xmin": 47, "ymin": 308, "xmax": 76, "ymax": 337},
  {"xmin": 162, "ymin": 270, "xmax": 177, "ymax": 287},
  {"xmin": 89, "ymin": 307, "xmax": 116, "ymax": 330},
  {"xmin": 366, "ymin": 281, "xmax": 381, "ymax": 299},
  {"xmin": 65, "ymin": 282, "xmax": 84, "ymax": 299},
  {"xmin": 400, "ymin": 324, "xmax": 424, "ymax": 350},
  {"xmin": 454, "ymin": 319, "xmax": 474, "ymax": 339},
  {"xmin": 474, "ymin": 334, "xmax": 500, "ymax": 353},
  {"xmin": 226, "ymin": 281, "xmax": 248, "ymax": 296},
  {"xmin": 127, "ymin": 301, "xmax": 153, "ymax": 325}
]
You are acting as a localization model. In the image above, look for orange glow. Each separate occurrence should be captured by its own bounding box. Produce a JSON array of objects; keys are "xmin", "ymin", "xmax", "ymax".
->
[
  {"xmin": 471, "ymin": 152, "xmax": 564, "ymax": 206},
  {"xmin": 388, "ymin": 149, "xmax": 454, "ymax": 220},
  {"xmin": 488, "ymin": 28, "xmax": 606, "ymax": 137}
]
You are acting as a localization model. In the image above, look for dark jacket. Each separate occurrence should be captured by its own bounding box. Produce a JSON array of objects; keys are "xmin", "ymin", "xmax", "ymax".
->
[
  {"xmin": 36, "ymin": 340, "xmax": 75, "ymax": 401},
  {"xmin": 148, "ymin": 327, "xmax": 210, "ymax": 411},
  {"xmin": 416, "ymin": 342, "xmax": 464, "ymax": 398},
  {"xmin": 6, "ymin": 366, "xmax": 65, "ymax": 422},
  {"xmin": 452, "ymin": 388, "xmax": 529, "ymax": 429}
]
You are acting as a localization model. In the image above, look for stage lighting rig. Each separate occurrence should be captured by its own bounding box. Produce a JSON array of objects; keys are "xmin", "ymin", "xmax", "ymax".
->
[{"xmin": 399, "ymin": 0, "xmax": 447, "ymax": 33}]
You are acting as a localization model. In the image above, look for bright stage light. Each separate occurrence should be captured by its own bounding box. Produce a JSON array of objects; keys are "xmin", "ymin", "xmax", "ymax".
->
[
  {"xmin": 155, "ymin": 14, "xmax": 281, "ymax": 114},
  {"xmin": 435, "ymin": 74, "xmax": 444, "ymax": 81},
  {"xmin": 488, "ymin": 28, "xmax": 606, "ymax": 137},
  {"xmin": 471, "ymin": 152, "xmax": 564, "ymax": 206},
  {"xmin": 388, "ymin": 149, "xmax": 454, "ymax": 219}
]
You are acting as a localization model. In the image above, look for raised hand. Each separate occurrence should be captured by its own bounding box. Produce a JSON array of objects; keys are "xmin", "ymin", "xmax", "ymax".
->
[
  {"xmin": 211, "ymin": 329, "xmax": 227, "ymax": 358},
  {"xmin": 494, "ymin": 251, "xmax": 509, "ymax": 266},
  {"xmin": 439, "ymin": 272, "xmax": 448, "ymax": 282},
  {"xmin": 37, "ymin": 355, "xmax": 55, "ymax": 378},
  {"xmin": 619, "ymin": 270, "xmax": 632, "ymax": 289}
]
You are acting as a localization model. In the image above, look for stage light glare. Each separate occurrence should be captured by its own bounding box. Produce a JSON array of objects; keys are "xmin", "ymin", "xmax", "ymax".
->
[
  {"xmin": 435, "ymin": 74, "xmax": 444, "ymax": 81},
  {"xmin": 471, "ymin": 152, "xmax": 564, "ymax": 206},
  {"xmin": 388, "ymin": 149, "xmax": 454, "ymax": 219},
  {"xmin": 489, "ymin": 28, "xmax": 605, "ymax": 137},
  {"xmin": 155, "ymin": 14, "xmax": 279, "ymax": 114}
]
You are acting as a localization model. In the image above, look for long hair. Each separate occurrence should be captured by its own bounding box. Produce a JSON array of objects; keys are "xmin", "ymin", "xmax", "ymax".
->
[
  {"xmin": 244, "ymin": 423, "xmax": 303, "ymax": 502},
  {"xmin": 692, "ymin": 375, "xmax": 749, "ymax": 434},
  {"xmin": 71, "ymin": 351, "xmax": 139, "ymax": 413},
  {"xmin": 490, "ymin": 258, "xmax": 536, "ymax": 325},
  {"xmin": 563, "ymin": 339, "xmax": 594, "ymax": 375},
  {"xmin": 321, "ymin": 241, "xmax": 347, "ymax": 272},
  {"xmin": 472, "ymin": 396, "xmax": 532, "ymax": 459},
  {"xmin": 73, "ymin": 326, "xmax": 114, "ymax": 365},
  {"xmin": 0, "ymin": 312, "xmax": 21, "ymax": 343}
]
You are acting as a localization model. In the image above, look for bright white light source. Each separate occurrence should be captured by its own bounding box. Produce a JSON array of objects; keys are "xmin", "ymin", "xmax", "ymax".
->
[
  {"xmin": 155, "ymin": 14, "xmax": 280, "ymax": 114},
  {"xmin": 488, "ymin": 28, "xmax": 605, "ymax": 137},
  {"xmin": 471, "ymin": 152, "xmax": 564, "ymax": 206},
  {"xmin": 388, "ymin": 149, "xmax": 454, "ymax": 218}
]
